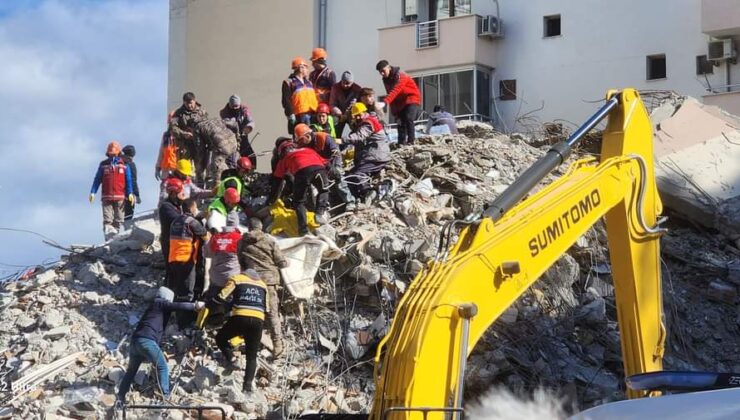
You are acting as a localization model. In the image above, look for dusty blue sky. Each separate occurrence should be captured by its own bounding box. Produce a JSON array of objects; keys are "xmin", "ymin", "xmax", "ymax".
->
[{"xmin": 0, "ymin": 0, "xmax": 167, "ymax": 276}]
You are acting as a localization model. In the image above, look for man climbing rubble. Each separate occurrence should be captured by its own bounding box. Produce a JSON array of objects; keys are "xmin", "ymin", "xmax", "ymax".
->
[
  {"xmin": 237, "ymin": 217, "xmax": 289, "ymax": 356},
  {"xmin": 342, "ymin": 102, "xmax": 391, "ymax": 204},
  {"xmin": 202, "ymin": 218, "xmax": 242, "ymax": 323},
  {"xmin": 89, "ymin": 141, "xmax": 135, "ymax": 240},
  {"xmin": 211, "ymin": 266, "xmax": 268, "ymax": 393},
  {"xmin": 294, "ymin": 123, "xmax": 356, "ymax": 211},
  {"xmin": 220, "ymin": 94, "xmax": 257, "ymax": 167},
  {"xmin": 117, "ymin": 287, "xmax": 204, "ymax": 403},
  {"xmin": 168, "ymin": 198, "xmax": 209, "ymax": 328},
  {"xmin": 190, "ymin": 114, "xmax": 239, "ymax": 188},
  {"xmin": 270, "ymin": 140, "xmax": 331, "ymax": 235},
  {"xmin": 169, "ymin": 92, "xmax": 209, "ymax": 183}
]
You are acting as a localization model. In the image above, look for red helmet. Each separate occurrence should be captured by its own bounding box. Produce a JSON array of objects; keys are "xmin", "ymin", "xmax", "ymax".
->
[
  {"xmin": 224, "ymin": 188, "xmax": 240, "ymax": 206},
  {"xmin": 237, "ymin": 157, "xmax": 253, "ymax": 172},
  {"xmin": 316, "ymin": 103, "xmax": 331, "ymax": 115},
  {"xmin": 164, "ymin": 177, "xmax": 184, "ymax": 194}
]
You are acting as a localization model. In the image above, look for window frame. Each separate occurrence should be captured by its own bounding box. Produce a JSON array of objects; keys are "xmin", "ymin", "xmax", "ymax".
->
[
  {"xmin": 646, "ymin": 54, "xmax": 667, "ymax": 81},
  {"xmin": 543, "ymin": 14, "xmax": 562, "ymax": 38}
]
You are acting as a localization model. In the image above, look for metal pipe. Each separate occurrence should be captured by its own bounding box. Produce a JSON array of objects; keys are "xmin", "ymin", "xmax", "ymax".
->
[
  {"xmin": 483, "ymin": 94, "xmax": 619, "ymax": 221},
  {"xmin": 455, "ymin": 303, "xmax": 477, "ymax": 418}
]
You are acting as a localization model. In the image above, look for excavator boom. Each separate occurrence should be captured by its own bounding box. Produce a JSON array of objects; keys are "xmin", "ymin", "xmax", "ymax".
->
[{"xmin": 369, "ymin": 89, "xmax": 666, "ymax": 419}]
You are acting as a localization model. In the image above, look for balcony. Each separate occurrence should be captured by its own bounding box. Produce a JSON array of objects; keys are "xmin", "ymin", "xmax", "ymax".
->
[
  {"xmin": 703, "ymin": 87, "xmax": 740, "ymax": 115},
  {"xmin": 378, "ymin": 14, "xmax": 498, "ymax": 73},
  {"xmin": 701, "ymin": 0, "xmax": 740, "ymax": 37}
]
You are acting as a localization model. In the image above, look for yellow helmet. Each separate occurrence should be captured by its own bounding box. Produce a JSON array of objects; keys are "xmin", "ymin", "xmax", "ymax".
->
[
  {"xmin": 176, "ymin": 159, "xmax": 193, "ymax": 177},
  {"xmin": 350, "ymin": 102, "xmax": 368, "ymax": 117}
]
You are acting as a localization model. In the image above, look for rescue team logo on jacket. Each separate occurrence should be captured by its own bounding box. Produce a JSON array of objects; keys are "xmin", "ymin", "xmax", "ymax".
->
[
  {"xmin": 210, "ymin": 231, "xmax": 240, "ymax": 253},
  {"xmin": 233, "ymin": 281, "xmax": 267, "ymax": 313}
]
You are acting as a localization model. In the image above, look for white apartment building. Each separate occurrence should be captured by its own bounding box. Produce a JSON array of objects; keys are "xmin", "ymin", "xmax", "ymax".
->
[{"xmin": 168, "ymin": 0, "xmax": 740, "ymax": 154}]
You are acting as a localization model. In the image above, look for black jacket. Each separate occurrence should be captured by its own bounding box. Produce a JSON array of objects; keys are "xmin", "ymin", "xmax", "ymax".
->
[{"xmin": 133, "ymin": 298, "xmax": 195, "ymax": 343}]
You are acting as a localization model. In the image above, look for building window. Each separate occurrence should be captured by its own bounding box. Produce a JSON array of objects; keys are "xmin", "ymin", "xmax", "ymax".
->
[
  {"xmin": 429, "ymin": 0, "xmax": 471, "ymax": 20},
  {"xmin": 440, "ymin": 70, "xmax": 474, "ymax": 115},
  {"xmin": 696, "ymin": 55, "xmax": 714, "ymax": 75},
  {"xmin": 476, "ymin": 70, "xmax": 491, "ymax": 117},
  {"xmin": 646, "ymin": 54, "xmax": 667, "ymax": 80},
  {"xmin": 499, "ymin": 79, "xmax": 516, "ymax": 101},
  {"xmin": 412, "ymin": 68, "xmax": 489, "ymax": 119},
  {"xmin": 543, "ymin": 15, "xmax": 561, "ymax": 37}
]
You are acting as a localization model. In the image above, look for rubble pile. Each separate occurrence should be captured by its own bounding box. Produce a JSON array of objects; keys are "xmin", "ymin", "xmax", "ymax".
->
[{"xmin": 2, "ymin": 118, "xmax": 740, "ymax": 418}]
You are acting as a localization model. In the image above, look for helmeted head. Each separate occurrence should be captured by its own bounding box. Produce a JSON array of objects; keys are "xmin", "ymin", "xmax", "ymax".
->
[
  {"xmin": 293, "ymin": 124, "xmax": 313, "ymax": 146},
  {"xmin": 350, "ymin": 102, "xmax": 368, "ymax": 120},
  {"xmin": 164, "ymin": 177, "xmax": 185, "ymax": 200},
  {"xmin": 317, "ymin": 103, "xmax": 330, "ymax": 125},
  {"xmin": 224, "ymin": 188, "xmax": 240, "ymax": 207},
  {"xmin": 106, "ymin": 141, "xmax": 122, "ymax": 157},
  {"xmin": 176, "ymin": 159, "xmax": 193, "ymax": 177},
  {"xmin": 291, "ymin": 57, "xmax": 309, "ymax": 76},
  {"xmin": 156, "ymin": 286, "xmax": 175, "ymax": 302},
  {"xmin": 237, "ymin": 157, "xmax": 253, "ymax": 174},
  {"xmin": 311, "ymin": 48, "xmax": 327, "ymax": 62}
]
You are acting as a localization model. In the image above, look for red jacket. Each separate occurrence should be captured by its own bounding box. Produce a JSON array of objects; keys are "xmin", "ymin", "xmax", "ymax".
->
[
  {"xmin": 273, "ymin": 147, "xmax": 327, "ymax": 179},
  {"xmin": 382, "ymin": 67, "xmax": 421, "ymax": 116}
]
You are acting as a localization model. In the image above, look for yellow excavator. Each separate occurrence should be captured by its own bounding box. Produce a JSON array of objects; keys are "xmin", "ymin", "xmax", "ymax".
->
[{"xmin": 366, "ymin": 88, "xmax": 667, "ymax": 419}]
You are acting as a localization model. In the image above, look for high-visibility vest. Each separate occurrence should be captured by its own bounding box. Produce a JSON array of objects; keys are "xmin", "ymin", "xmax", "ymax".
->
[
  {"xmin": 311, "ymin": 116, "xmax": 337, "ymax": 138},
  {"xmin": 101, "ymin": 158, "xmax": 127, "ymax": 202},
  {"xmin": 160, "ymin": 131, "xmax": 178, "ymax": 170},
  {"xmin": 168, "ymin": 215, "xmax": 200, "ymax": 263},
  {"xmin": 289, "ymin": 77, "xmax": 318, "ymax": 115}
]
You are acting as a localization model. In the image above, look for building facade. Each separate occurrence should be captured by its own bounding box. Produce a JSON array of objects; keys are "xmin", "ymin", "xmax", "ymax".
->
[{"xmin": 168, "ymin": 0, "xmax": 740, "ymax": 151}]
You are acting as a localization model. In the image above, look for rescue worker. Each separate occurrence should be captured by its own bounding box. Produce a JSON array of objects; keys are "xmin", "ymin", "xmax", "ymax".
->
[
  {"xmin": 155, "ymin": 129, "xmax": 178, "ymax": 181},
  {"xmin": 342, "ymin": 103, "xmax": 391, "ymax": 202},
  {"xmin": 220, "ymin": 94, "xmax": 257, "ymax": 168},
  {"xmin": 207, "ymin": 187, "xmax": 241, "ymax": 233},
  {"xmin": 202, "ymin": 220, "xmax": 241, "ymax": 323},
  {"xmin": 89, "ymin": 141, "xmax": 135, "ymax": 241},
  {"xmin": 161, "ymin": 159, "xmax": 214, "ymax": 201},
  {"xmin": 168, "ymin": 198, "xmax": 209, "ymax": 327},
  {"xmin": 169, "ymin": 92, "xmax": 209, "ymax": 183},
  {"xmin": 159, "ymin": 178, "xmax": 185, "ymax": 288},
  {"xmin": 294, "ymin": 123, "xmax": 356, "ymax": 211},
  {"xmin": 329, "ymin": 71, "xmax": 363, "ymax": 136},
  {"xmin": 218, "ymin": 156, "xmax": 254, "ymax": 199},
  {"xmin": 311, "ymin": 103, "xmax": 337, "ymax": 138},
  {"xmin": 271, "ymin": 141, "xmax": 331, "ymax": 235},
  {"xmin": 376, "ymin": 60, "xmax": 422, "ymax": 145},
  {"xmin": 270, "ymin": 137, "xmax": 293, "ymax": 173},
  {"xmin": 212, "ymin": 267, "xmax": 267, "ymax": 393},
  {"xmin": 238, "ymin": 218, "xmax": 288, "ymax": 356},
  {"xmin": 117, "ymin": 287, "xmax": 204, "ymax": 403},
  {"xmin": 191, "ymin": 115, "xmax": 239, "ymax": 188},
  {"xmin": 121, "ymin": 145, "xmax": 141, "ymax": 230},
  {"xmin": 426, "ymin": 105, "xmax": 458, "ymax": 134},
  {"xmin": 309, "ymin": 48, "xmax": 336, "ymax": 105},
  {"xmin": 282, "ymin": 57, "xmax": 318, "ymax": 134}
]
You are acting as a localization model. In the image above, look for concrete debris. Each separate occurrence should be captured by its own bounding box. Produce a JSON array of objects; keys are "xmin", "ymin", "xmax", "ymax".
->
[{"xmin": 1, "ymin": 118, "xmax": 739, "ymax": 418}]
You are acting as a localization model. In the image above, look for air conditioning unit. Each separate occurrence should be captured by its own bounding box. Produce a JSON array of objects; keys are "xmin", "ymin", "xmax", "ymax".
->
[
  {"xmin": 708, "ymin": 39, "xmax": 736, "ymax": 62},
  {"xmin": 479, "ymin": 15, "xmax": 503, "ymax": 38}
]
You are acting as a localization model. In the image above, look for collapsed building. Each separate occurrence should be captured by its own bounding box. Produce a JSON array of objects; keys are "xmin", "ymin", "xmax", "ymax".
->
[{"xmin": 1, "ymin": 93, "xmax": 739, "ymax": 419}]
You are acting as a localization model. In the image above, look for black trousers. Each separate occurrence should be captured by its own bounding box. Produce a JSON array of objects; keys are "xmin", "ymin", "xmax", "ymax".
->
[
  {"xmin": 169, "ymin": 261, "xmax": 196, "ymax": 328},
  {"xmin": 396, "ymin": 104, "xmax": 420, "ymax": 145},
  {"xmin": 216, "ymin": 316, "xmax": 263, "ymax": 388},
  {"xmin": 293, "ymin": 166, "xmax": 330, "ymax": 235}
]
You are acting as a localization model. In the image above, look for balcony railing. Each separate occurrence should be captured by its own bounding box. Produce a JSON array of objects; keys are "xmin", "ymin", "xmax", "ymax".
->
[{"xmin": 416, "ymin": 20, "xmax": 439, "ymax": 49}]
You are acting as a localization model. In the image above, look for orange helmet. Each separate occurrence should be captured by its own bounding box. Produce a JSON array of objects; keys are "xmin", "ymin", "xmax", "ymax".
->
[
  {"xmin": 316, "ymin": 103, "xmax": 331, "ymax": 115},
  {"xmin": 106, "ymin": 141, "xmax": 121, "ymax": 156},
  {"xmin": 311, "ymin": 48, "xmax": 327, "ymax": 62},
  {"xmin": 293, "ymin": 124, "xmax": 312, "ymax": 141},
  {"xmin": 291, "ymin": 57, "xmax": 308, "ymax": 69},
  {"xmin": 224, "ymin": 188, "xmax": 240, "ymax": 206}
]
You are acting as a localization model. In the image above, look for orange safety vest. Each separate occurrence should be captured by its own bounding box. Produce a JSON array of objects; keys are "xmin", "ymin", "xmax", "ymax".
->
[
  {"xmin": 289, "ymin": 77, "xmax": 318, "ymax": 115},
  {"xmin": 160, "ymin": 131, "xmax": 178, "ymax": 170},
  {"xmin": 168, "ymin": 214, "xmax": 200, "ymax": 263}
]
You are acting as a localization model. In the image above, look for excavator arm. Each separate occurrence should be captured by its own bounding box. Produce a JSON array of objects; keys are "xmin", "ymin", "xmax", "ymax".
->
[{"xmin": 369, "ymin": 89, "xmax": 666, "ymax": 420}]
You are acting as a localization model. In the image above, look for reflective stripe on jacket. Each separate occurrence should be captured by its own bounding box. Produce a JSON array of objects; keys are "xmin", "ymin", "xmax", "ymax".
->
[
  {"xmin": 289, "ymin": 77, "xmax": 318, "ymax": 115},
  {"xmin": 217, "ymin": 271, "xmax": 268, "ymax": 320},
  {"xmin": 168, "ymin": 214, "xmax": 202, "ymax": 263}
]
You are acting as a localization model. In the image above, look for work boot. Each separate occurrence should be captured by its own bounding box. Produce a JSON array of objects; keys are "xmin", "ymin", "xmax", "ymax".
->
[
  {"xmin": 243, "ymin": 379, "xmax": 257, "ymax": 393},
  {"xmin": 345, "ymin": 201, "xmax": 357, "ymax": 212}
]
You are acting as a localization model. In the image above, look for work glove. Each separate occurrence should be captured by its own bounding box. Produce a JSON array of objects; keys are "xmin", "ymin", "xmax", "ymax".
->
[
  {"xmin": 155, "ymin": 167, "xmax": 161, "ymax": 181},
  {"xmin": 128, "ymin": 194, "xmax": 135, "ymax": 205},
  {"xmin": 288, "ymin": 114, "xmax": 296, "ymax": 124},
  {"xmin": 194, "ymin": 301, "xmax": 206, "ymax": 311},
  {"xmin": 136, "ymin": 196, "xmax": 142, "ymax": 205},
  {"xmin": 88, "ymin": 193, "xmax": 95, "ymax": 204}
]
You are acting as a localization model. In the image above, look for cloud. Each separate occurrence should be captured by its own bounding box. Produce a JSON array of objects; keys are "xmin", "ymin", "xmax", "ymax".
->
[{"xmin": 0, "ymin": 0, "xmax": 167, "ymax": 267}]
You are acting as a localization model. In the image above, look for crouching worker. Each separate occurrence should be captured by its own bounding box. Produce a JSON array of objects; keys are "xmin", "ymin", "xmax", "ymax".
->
[
  {"xmin": 342, "ymin": 102, "xmax": 391, "ymax": 203},
  {"xmin": 212, "ymin": 268, "xmax": 267, "ymax": 393},
  {"xmin": 117, "ymin": 287, "xmax": 204, "ymax": 402}
]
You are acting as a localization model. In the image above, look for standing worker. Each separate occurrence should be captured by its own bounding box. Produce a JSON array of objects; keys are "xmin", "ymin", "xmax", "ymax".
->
[
  {"xmin": 329, "ymin": 71, "xmax": 363, "ymax": 136},
  {"xmin": 376, "ymin": 60, "xmax": 421, "ymax": 145},
  {"xmin": 159, "ymin": 178, "xmax": 185, "ymax": 288},
  {"xmin": 238, "ymin": 218, "xmax": 288, "ymax": 356},
  {"xmin": 117, "ymin": 287, "xmax": 204, "ymax": 403},
  {"xmin": 282, "ymin": 57, "xmax": 318, "ymax": 134},
  {"xmin": 121, "ymin": 145, "xmax": 141, "ymax": 230},
  {"xmin": 212, "ymin": 267, "xmax": 268, "ymax": 393},
  {"xmin": 309, "ymin": 48, "xmax": 336, "ymax": 104},
  {"xmin": 89, "ymin": 141, "xmax": 135, "ymax": 241},
  {"xmin": 168, "ymin": 199, "xmax": 209, "ymax": 327},
  {"xmin": 220, "ymin": 94, "xmax": 257, "ymax": 168}
]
